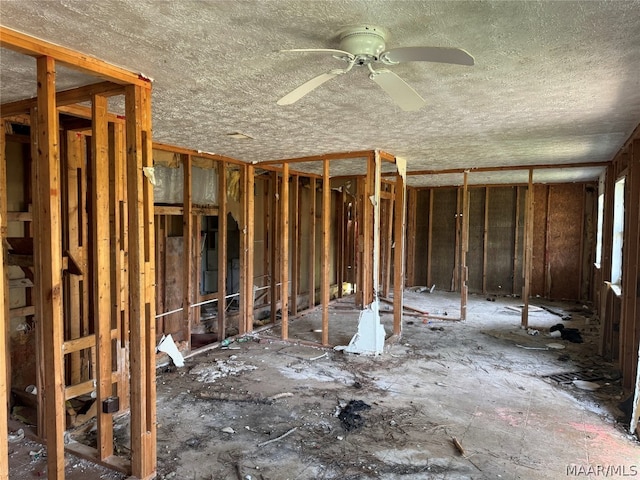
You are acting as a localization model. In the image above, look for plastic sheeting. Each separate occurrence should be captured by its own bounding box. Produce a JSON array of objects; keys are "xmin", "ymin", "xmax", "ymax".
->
[{"xmin": 153, "ymin": 163, "xmax": 219, "ymax": 206}]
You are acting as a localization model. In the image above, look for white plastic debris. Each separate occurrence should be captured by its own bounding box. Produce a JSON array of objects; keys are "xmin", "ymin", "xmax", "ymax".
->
[
  {"xmin": 221, "ymin": 427, "xmax": 235, "ymax": 434},
  {"xmin": 8, "ymin": 428, "xmax": 24, "ymax": 443},
  {"xmin": 335, "ymin": 300, "xmax": 386, "ymax": 355},
  {"xmin": 573, "ymin": 380, "xmax": 601, "ymax": 391},
  {"xmin": 156, "ymin": 334, "xmax": 185, "ymax": 367}
]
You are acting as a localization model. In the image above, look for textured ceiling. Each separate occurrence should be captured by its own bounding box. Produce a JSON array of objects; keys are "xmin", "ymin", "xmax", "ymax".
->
[{"xmin": 1, "ymin": 0, "xmax": 639, "ymax": 185}]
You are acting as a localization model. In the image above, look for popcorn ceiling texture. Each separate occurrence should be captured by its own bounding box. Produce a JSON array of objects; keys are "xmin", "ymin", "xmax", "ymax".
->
[{"xmin": 1, "ymin": 0, "xmax": 639, "ymax": 185}]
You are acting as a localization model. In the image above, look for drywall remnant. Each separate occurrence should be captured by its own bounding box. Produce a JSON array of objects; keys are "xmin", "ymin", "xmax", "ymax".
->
[
  {"xmin": 335, "ymin": 300, "xmax": 386, "ymax": 355},
  {"xmin": 157, "ymin": 334, "xmax": 185, "ymax": 367}
]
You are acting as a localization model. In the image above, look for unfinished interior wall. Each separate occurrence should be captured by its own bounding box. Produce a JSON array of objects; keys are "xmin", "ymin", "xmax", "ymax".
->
[
  {"xmin": 408, "ymin": 182, "xmax": 594, "ymax": 301},
  {"xmin": 597, "ymin": 126, "xmax": 640, "ymax": 434}
]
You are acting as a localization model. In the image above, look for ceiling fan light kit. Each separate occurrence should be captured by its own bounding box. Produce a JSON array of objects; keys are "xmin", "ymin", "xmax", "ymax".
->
[{"xmin": 277, "ymin": 24, "xmax": 474, "ymax": 111}]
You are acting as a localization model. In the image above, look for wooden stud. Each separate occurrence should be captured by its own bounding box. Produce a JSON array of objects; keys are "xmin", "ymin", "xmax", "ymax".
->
[
  {"xmin": 453, "ymin": 187, "xmax": 462, "ymax": 291},
  {"xmin": 321, "ymin": 160, "xmax": 330, "ymax": 345},
  {"xmin": 521, "ymin": 170, "xmax": 534, "ymax": 328},
  {"xmin": 92, "ymin": 94, "xmax": 113, "ymax": 459},
  {"xmin": 405, "ymin": 188, "xmax": 417, "ymax": 286},
  {"xmin": 308, "ymin": 179, "xmax": 316, "ymax": 309},
  {"xmin": 218, "ymin": 161, "xmax": 228, "ymax": 343},
  {"xmin": 269, "ymin": 172, "xmax": 279, "ymax": 325},
  {"xmin": 383, "ymin": 187, "xmax": 394, "ymax": 298},
  {"xmin": 35, "ymin": 55, "xmax": 66, "ymax": 480},
  {"xmin": 281, "ymin": 164, "xmax": 289, "ymax": 340},
  {"xmin": 426, "ymin": 189, "xmax": 434, "ymax": 289},
  {"xmin": 291, "ymin": 176, "xmax": 300, "ymax": 315},
  {"xmin": 482, "ymin": 188, "xmax": 489, "ymax": 294},
  {"xmin": 241, "ymin": 164, "xmax": 255, "ymax": 334},
  {"xmin": 372, "ymin": 152, "xmax": 382, "ymax": 301},
  {"xmin": 362, "ymin": 155, "xmax": 375, "ymax": 305},
  {"xmin": 125, "ymin": 84, "xmax": 156, "ymax": 480},
  {"xmin": 460, "ymin": 172, "xmax": 469, "ymax": 320},
  {"xmin": 393, "ymin": 174, "xmax": 406, "ymax": 335},
  {"xmin": 183, "ymin": 154, "xmax": 193, "ymax": 347},
  {"xmin": 336, "ymin": 188, "xmax": 345, "ymax": 299},
  {"xmin": 544, "ymin": 186, "xmax": 552, "ymax": 298},
  {"xmin": 513, "ymin": 186, "xmax": 521, "ymax": 294},
  {"xmin": 0, "ymin": 128, "xmax": 8, "ymax": 480}
]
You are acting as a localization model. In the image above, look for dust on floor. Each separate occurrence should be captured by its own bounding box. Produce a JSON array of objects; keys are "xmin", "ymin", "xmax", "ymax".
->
[{"xmin": 9, "ymin": 291, "xmax": 639, "ymax": 479}]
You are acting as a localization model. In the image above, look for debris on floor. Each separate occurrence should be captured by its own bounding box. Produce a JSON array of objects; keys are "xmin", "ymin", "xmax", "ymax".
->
[{"xmin": 337, "ymin": 400, "xmax": 371, "ymax": 431}]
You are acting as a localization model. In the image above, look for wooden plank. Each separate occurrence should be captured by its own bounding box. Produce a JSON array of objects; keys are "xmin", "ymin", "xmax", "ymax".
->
[
  {"xmin": 321, "ymin": 160, "xmax": 330, "ymax": 346},
  {"xmin": 269, "ymin": 172, "xmax": 278, "ymax": 325},
  {"xmin": 1, "ymin": 81, "xmax": 124, "ymax": 117},
  {"xmin": 183, "ymin": 154, "xmax": 193, "ymax": 347},
  {"xmin": 125, "ymin": 84, "xmax": 156, "ymax": 480},
  {"xmin": 0, "ymin": 213, "xmax": 7, "ymax": 480},
  {"xmin": 622, "ymin": 139, "xmax": 640, "ymax": 391},
  {"xmin": 521, "ymin": 170, "xmax": 534, "ymax": 328},
  {"xmin": 405, "ymin": 188, "xmax": 417, "ymax": 286},
  {"xmin": 1, "ymin": 27, "xmax": 150, "ymax": 88},
  {"xmin": 9, "ymin": 305, "xmax": 35, "ymax": 318},
  {"xmin": 260, "ymin": 149, "xmax": 375, "ymax": 165},
  {"xmin": 393, "ymin": 174, "xmax": 406, "ymax": 335},
  {"xmin": 62, "ymin": 334, "xmax": 95, "ymax": 354},
  {"xmin": 65, "ymin": 442, "xmax": 129, "ymax": 475},
  {"xmin": 383, "ymin": 189, "xmax": 394, "ymax": 298},
  {"xmin": 218, "ymin": 161, "xmax": 228, "ymax": 343},
  {"xmin": 92, "ymin": 94, "xmax": 113, "ymax": 459},
  {"xmin": 308, "ymin": 179, "xmax": 316, "ymax": 309},
  {"xmin": 460, "ymin": 172, "xmax": 469, "ymax": 320},
  {"xmin": 406, "ymin": 161, "xmax": 609, "ymax": 176},
  {"xmin": 6, "ymin": 211, "xmax": 32, "ymax": 221},
  {"xmin": 281, "ymin": 164, "xmax": 290, "ymax": 340},
  {"xmin": 34, "ymin": 56, "xmax": 66, "ymax": 480},
  {"xmin": 241, "ymin": 164, "xmax": 255, "ymax": 334},
  {"xmin": 291, "ymin": 176, "xmax": 300, "ymax": 315},
  {"xmin": 426, "ymin": 189, "xmax": 434, "ymax": 289}
]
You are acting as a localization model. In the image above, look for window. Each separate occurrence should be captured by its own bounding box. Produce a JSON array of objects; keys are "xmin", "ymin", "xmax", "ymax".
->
[
  {"xmin": 595, "ymin": 192, "xmax": 604, "ymax": 267},
  {"xmin": 611, "ymin": 177, "xmax": 625, "ymax": 286}
]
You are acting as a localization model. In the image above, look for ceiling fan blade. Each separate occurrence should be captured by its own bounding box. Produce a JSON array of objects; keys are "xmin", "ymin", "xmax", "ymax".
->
[
  {"xmin": 277, "ymin": 71, "xmax": 341, "ymax": 105},
  {"xmin": 382, "ymin": 46, "xmax": 474, "ymax": 66},
  {"xmin": 279, "ymin": 48, "xmax": 355, "ymax": 59},
  {"xmin": 370, "ymin": 69, "xmax": 425, "ymax": 111}
]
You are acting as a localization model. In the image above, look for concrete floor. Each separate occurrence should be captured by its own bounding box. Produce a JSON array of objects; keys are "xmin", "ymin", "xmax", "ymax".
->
[{"xmin": 8, "ymin": 290, "xmax": 639, "ymax": 479}]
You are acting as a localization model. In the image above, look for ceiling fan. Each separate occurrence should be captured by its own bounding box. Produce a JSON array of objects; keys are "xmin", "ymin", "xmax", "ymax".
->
[{"xmin": 277, "ymin": 24, "xmax": 474, "ymax": 111}]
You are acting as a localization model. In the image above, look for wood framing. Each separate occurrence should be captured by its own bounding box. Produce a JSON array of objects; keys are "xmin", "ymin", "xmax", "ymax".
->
[
  {"xmin": 291, "ymin": 176, "xmax": 300, "ymax": 315},
  {"xmin": 281, "ymin": 164, "xmax": 290, "ymax": 340},
  {"xmin": 34, "ymin": 55, "xmax": 66, "ymax": 479},
  {"xmin": 393, "ymin": 173, "xmax": 406, "ymax": 335},
  {"xmin": 125, "ymin": 84, "xmax": 156, "ymax": 480},
  {"xmin": 92, "ymin": 94, "xmax": 114, "ymax": 459},
  {"xmin": 0, "ymin": 26, "xmax": 150, "ymax": 88},
  {"xmin": 0, "ymin": 126, "xmax": 8, "ymax": 480},
  {"xmin": 460, "ymin": 172, "xmax": 469, "ymax": 320},
  {"xmin": 308, "ymin": 179, "xmax": 316, "ymax": 309},
  {"xmin": 241, "ymin": 164, "xmax": 255, "ymax": 334},
  {"xmin": 321, "ymin": 160, "xmax": 330, "ymax": 346},
  {"xmin": 183, "ymin": 154, "xmax": 193, "ymax": 346},
  {"xmin": 521, "ymin": 170, "xmax": 534, "ymax": 328},
  {"xmin": 218, "ymin": 161, "xmax": 228, "ymax": 343}
]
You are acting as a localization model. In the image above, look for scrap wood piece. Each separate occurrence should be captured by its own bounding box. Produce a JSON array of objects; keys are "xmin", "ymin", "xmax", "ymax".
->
[
  {"xmin": 451, "ymin": 437, "xmax": 466, "ymax": 456},
  {"xmin": 515, "ymin": 344, "xmax": 549, "ymax": 350},
  {"xmin": 257, "ymin": 426, "xmax": 298, "ymax": 447}
]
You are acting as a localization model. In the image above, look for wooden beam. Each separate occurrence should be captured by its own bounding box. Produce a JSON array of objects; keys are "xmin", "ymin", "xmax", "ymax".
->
[
  {"xmin": 308, "ymin": 179, "xmax": 316, "ymax": 309},
  {"xmin": 1, "ymin": 26, "xmax": 150, "ymax": 88},
  {"xmin": 1, "ymin": 81, "xmax": 124, "ymax": 117},
  {"xmin": 92, "ymin": 94, "xmax": 113, "ymax": 459},
  {"xmin": 321, "ymin": 160, "xmax": 330, "ymax": 346},
  {"xmin": 460, "ymin": 172, "xmax": 469, "ymax": 320},
  {"xmin": 218, "ymin": 161, "xmax": 228, "ymax": 343},
  {"xmin": 393, "ymin": 174, "xmax": 406, "ymax": 335},
  {"xmin": 125, "ymin": 84, "xmax": 156, "ymax": 480},
  {"xmin": 183, "ymin": 154, "xmax": 193, "ymax": 348},
  {"xmin": 482, "ymin": 188, "xmax": 489, "ymax": 294},
  {"xmin": 291, "ymin": 176, "xmax": 300, "ymax": 315},
  {"xmin": 281, "ymin": 164, "xmax": 290, "ymax": 340},
  {"xmin": 259, "ymin": 149, "xmax": 375, "ymax": 166},
  {"xmin": 427, "ymin": 189, "xmax": 434, "ymax": 289},
  {"xmin": 372, "ymin": 151, "xmax": 382, "ymax": 300},
  {"xmin": 35, "ymin": 56, "xmax": 66, "ymax": 480},
  {"xmin": 0, "ymin": 122, "xmax": 10, "ymax": 452},
  {"xmin": 405, "ymin": 188, "xmax": 417, "ymax": 286},
  {"xmin": 521, "ymin": 170, "xmax": 534, "ymax": 328},
  {"xmin": 240, "ymin": 164, "xmax": 255, "ymax": 334},
  {"xmin": 406, "ymin": 161, "xmax": 609, "ymax": 176},
  {"xmin": 269, "ymin": 172, "xmax": 279, "ymax": 325}
]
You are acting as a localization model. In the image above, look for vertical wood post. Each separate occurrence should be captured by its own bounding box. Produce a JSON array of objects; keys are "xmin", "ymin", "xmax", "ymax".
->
[
  {"xmin": 291, "ymin": 176, "xmax": 300, "ymax": 315},
  {"xmin": 308, "ymin": 179, "xmax": 316, "ymax": 309},
  {"xmin": 35, "ymin": 55, "xmax": 66, "ymax": 480},
  {"xmin": 393, "ymin": 173, "xmax": 406, "ymax": 335},
  {"xmin": 482, "ymin": 188, "xmax": 489, "ymax": 294},
  {"xmin": 281, "ymin": 164, "xmax": 290, "ymax": 340},
  {"xmin": 92, "ymin": 94, "xmax": 113, "ymax": 459},
  {"xmin": 0, "ymin": 123, "xmax": 9, "ymax": 479},
  {"xmin": 218, "ymin": 161, "xmax": 228, "ymax": 342},
  {"xmin": 427, "ymin": 189, "xmax": 434, "ymax": 289},
  {"xmin": 125, "ymin": 84, "xmax": 156, "ymax": 480},
  {"xmin": 521, "ymin": 170, "xmax": 534, "ymax": 328},
  {"xmin": 240, "ymin": 164, "xmax": 255, "ymax": 334},
  {"xmin": 460, "ymin": 172, "xmax": 470, "ymax": 320},
  {"xmin": 372, "ymin": 152, "xmax": 382, "ymax": 300},
  {"xmin": 321, "ymin": 160, "xmax": 330, "ymax": 345},
  {"xmin": 405, "ymin": 188, "xmax": 417, "ymax": 286},
  {"xmin": 0, "ymin": 211, "xmax": 6, "ymax": 480},
  {"xmin": 182, "ymin": 154, "xmax": 193, "ymax": 347}
]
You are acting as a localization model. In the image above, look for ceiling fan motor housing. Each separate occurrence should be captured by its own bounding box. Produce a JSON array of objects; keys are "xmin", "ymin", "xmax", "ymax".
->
[{"xmin": 338, "ymin": 25, "xmax": 388, "ymax": 60}]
